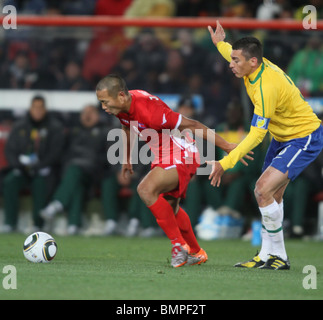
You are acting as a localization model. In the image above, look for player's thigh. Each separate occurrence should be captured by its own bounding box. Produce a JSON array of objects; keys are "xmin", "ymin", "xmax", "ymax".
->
[
  {"xmin": 255, "ymin": 166, "xmax": 290, "ymax": 199},
  {"xmin": 138, "ymin": 166, "xmax": 179, "ymax": 196}
]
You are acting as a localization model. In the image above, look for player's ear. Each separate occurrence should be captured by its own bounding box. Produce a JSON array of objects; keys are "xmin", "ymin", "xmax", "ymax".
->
[
  {"xmin": 250, "ymin": 57, "xmax": 259, "ymax": 67},
  {"xmin": 118, "ymin": 91, "xmax": 126, "ymax": 103}
]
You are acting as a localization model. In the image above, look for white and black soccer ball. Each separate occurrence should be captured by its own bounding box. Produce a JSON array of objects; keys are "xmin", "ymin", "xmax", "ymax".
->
[{"xmin": 23, "ymin": 232, "xmax": 57, "ymax": 263}]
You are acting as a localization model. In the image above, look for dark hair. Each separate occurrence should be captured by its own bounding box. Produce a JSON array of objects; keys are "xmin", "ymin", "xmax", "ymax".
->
[
  {"xmin": 31, "ymin": 95, "xmax": 46, "ymax": 106},
  {"xmin": 96, "ymin": 74, "xmax": 129, "ymax": 98},
  {"xmin": 232, "ymin": 37, "xmax": 263, "ymax": 64}
]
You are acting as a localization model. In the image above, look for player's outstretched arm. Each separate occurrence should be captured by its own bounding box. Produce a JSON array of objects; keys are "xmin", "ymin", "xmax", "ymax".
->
[
  {"xmin": 178, "ymin": 116, "xmax": 253, "ymax": 166},
  {"xmin": 208, "ymin": 20, "xmax": 226, "ymax": 46},
  {"xmin": 208, "ymin": 21, "xmax": 232, "ymax": 63}
]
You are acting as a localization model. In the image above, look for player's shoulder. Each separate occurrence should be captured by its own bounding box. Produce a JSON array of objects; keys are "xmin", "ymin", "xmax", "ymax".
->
[
  {"xmin": 130, "ymin": 89, "xmax": 168, "ymax": 110},
  {"xmin": 263, "ymin": 58, "xmax": 285, "ymax": 79},
  {"xmin": 260, "ymin": 61, "xmax": 282, "ymax": 88},
  {"xmin": 130, "ymin": 89, "xmax": 153, "ymax": 101}
]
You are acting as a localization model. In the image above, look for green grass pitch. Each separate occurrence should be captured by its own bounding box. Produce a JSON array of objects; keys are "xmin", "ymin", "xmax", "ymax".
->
[{"xmin": 0, "ymin": 234, "xmax": 322, "ymax": 300}]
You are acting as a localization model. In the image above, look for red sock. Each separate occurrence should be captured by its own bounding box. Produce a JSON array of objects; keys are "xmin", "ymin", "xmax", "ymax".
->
[
  {"xmin": 175, "ymin": 207, "xmax": 200, "ymax": 254},
  {"xmin": 148, "ymin": 196, "xmax": 186, "ymax": 246}
]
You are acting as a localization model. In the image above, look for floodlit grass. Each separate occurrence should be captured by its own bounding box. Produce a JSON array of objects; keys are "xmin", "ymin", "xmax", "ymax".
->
[{"xmin": 0, "ymin": 234, "xmax": 322, "ymax": 300}]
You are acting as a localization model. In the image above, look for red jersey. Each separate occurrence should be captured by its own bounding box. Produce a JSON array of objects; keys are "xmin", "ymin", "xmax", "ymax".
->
[{"xmin": 116, "ymin": 90, "xmax": 200, "ymax": 166}]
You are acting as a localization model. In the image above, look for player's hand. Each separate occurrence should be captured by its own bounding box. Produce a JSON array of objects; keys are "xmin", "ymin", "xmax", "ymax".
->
[
  {"xmin": 224, "ymin": 143, "xmax": 254, "ymax": 166},
  {"xmin": 208, "ymin": 20, "xmax": 226, "ymax": 46},
  {"xmin": 206, "ymin": 160, "xmax": 224, "ymax": 187},
  {"xmin": 121, "ymin": 163, "xmax": 134, "ymax": 180}
]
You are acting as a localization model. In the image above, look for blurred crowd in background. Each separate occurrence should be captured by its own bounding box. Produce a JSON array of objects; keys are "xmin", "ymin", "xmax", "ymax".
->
[{"xmin": 0, "ymin": 0, "xmax": 322, "ymax": 239}]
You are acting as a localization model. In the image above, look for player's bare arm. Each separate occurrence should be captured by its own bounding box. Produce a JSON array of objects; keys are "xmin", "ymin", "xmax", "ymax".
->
[
  {"xmin": 179, "ymin": 116, "xmax": 254, "ymax": 166},
  {"xmin": 208, "ymin": 20, "xmax": 226, "ymax": 46},
  {"xmin": 178, "ymin": 116, "xmax": 232, "ymax": 152},
  {"xmin": 121, "ymin": 125, "xmax": 134, "ymax": 179}
]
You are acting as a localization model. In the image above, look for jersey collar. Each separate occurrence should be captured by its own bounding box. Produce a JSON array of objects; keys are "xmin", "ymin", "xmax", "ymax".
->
[{"xmin": 248, "ymin": 62, "xmax": 265, "ymax": 84}]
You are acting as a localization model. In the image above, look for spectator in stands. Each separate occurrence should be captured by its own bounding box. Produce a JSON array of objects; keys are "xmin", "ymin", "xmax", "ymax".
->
[
  {"xmin": 94, "ymin": 0, "xmax": 132, "ymax": 16},
  {"xmin": 0, "ymin": 113, "xmax": 14, "ymax": 200},
  {"xmin": 82, "ymin": 0, "xmax": 133, "ymax": 89},
  {"xmin": 121, "ymin": 29, "xmax": 167, "ymax": 91},
  {"xmin": 40, "ymin": 105, "xmax": 108, "ymax": 235},
  {"xmin": 124, "ymin": 0, "xmax": 175, "ymax": 43},
  {"xmin": 60, "ymin": 0, "xmax": 96, "ymax": 15},
  {"xmin": 57, "ymin": 60, "xmax": 90, "ymax": 91},
  {"xmin": 82, "ymin": 28, "xmax": 130, "ymax": 89},
  {"xmin": 4, "ymin": 50, "xmax": 38, "ymax": 89},
  {"xmin": 158, "ymin": 49, "xmax": 186, "ymax": 93},
  {"xmin": 287, "ymin": 35, "xmax": 323, "ymax": 97},
  {"xmin": 256, "ymin": 0, "xmax": 285, "ymax": 20},
  {"xmin": 294, "ymin": 0, "xmax": 323, "ymax": 20},
  {"xmin": 3, "ymin": 0, "xmax": 46, "ymax": 14},
  {"xmin": 176, "ymin": 29, "xmax": 209, "ymax": 78},
  {"xmin": 219, "ymin": 0, "xmax": 254, "ymax": 18},
  {"xmin": 101, "ymin": 164, "xmax": 134, "ymax": 236},
  {"xmin": 1, "ymin": 95, "xmax": 64, "ymax": 233},
  {"xmin": 175, "ymin": 0, "xmax": 220, "ymax": 17},
  {"xmin": 111, "ymin": 53, "xmax": 143, "ymax": 90}
]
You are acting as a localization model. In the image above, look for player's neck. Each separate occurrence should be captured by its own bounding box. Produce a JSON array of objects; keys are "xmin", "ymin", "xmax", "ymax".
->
[
  {"xmin": 247, "ymin": 62, "xmax": 263, "ymax": 81},
  {"xmin": 123, "ymin": 94, "xmax": 132, "ymax": 113}
]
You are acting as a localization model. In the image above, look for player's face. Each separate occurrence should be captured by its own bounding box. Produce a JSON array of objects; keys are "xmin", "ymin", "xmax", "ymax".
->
[
  {"xmin": 96, "ymin": 90, "xmax": 128, "ymax": 116},
  {"xmin": 229, "ymin": 50, "xmax": 256, "ymax": 78}
]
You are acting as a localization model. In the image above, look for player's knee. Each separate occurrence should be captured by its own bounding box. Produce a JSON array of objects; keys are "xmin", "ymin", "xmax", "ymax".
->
[
  {"xmin": 137, "ymin": 182, "xmax": 156, "ymax": 206},
  {"xmin": 136, "ymin": 182, "xmax": 145, "ymax": 199},
  {"xmin": 254, "ymin": 180, "xmax": 267, "ymax": 202}
]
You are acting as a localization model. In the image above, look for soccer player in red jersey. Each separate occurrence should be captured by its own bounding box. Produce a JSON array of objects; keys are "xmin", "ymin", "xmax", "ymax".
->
[{"xmin": 96, "ymin": 74, "xmax": 252, "ymax": 267}]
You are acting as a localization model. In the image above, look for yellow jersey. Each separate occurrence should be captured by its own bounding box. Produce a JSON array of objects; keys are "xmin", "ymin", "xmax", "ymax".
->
[{"xmin": 216, "ymin": 41, "xmax": 321, "ymax": 171}]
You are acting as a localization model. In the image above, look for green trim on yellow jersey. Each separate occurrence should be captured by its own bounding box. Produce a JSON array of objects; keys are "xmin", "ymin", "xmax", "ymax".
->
[
  {"xmin": 260, "ymin": 77, "xmax": 265, "ymax": 117},
  {"xmin": 249, "ymin": 62, "xmax": 265, "ymax": 84}
]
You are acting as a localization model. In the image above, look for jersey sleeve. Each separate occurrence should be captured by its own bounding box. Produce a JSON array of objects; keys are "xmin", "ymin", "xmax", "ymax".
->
[
  {"xmin": 148, "ymin": 97, "xmax": 182, "ymax": 131},
  {"xmin": 219, "ymin": 125, "xmax": 267, "ymax": 171},
  {"xmin": 216, "ymin": 41, "xmax": 232, "ymax": 63}
]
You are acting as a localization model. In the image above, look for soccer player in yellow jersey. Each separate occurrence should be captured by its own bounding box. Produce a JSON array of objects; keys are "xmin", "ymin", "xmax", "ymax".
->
[{"xmin": 207, "ymin": 21, "xmax": 323, "ymax": 270}]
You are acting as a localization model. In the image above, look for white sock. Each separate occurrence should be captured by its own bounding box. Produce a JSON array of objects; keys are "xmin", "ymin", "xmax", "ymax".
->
[
  {"xmin": 259, "ymin": 200, "xmax": 287, "ymax": 261},
  {"xmin": 258, "ymin": 223, "xmax": 271, "ymax": 262},
  {"xmin": 278, "ymin": 200, "xmax": 284, "ymax": 222}
]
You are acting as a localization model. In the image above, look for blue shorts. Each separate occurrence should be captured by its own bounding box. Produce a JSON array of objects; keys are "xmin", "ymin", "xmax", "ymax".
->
[{"xmin": 262, "ymin": 125, "xmax": 323, "ymax": 181}]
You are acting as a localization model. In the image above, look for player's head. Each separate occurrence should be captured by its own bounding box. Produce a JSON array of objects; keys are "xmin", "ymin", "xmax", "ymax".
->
[
  {"xmin": 230, "ymin": 37, "xmax": 263, "ymax": 78},
  {"xmin": 96, "ymin": 74, "xmax": 131, "ymax": 115}
]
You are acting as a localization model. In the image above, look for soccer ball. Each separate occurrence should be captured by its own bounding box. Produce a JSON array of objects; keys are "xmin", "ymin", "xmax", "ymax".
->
[{"xmin": 23, "ymin": 232, "xmax": 57, "ymax": 263}]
